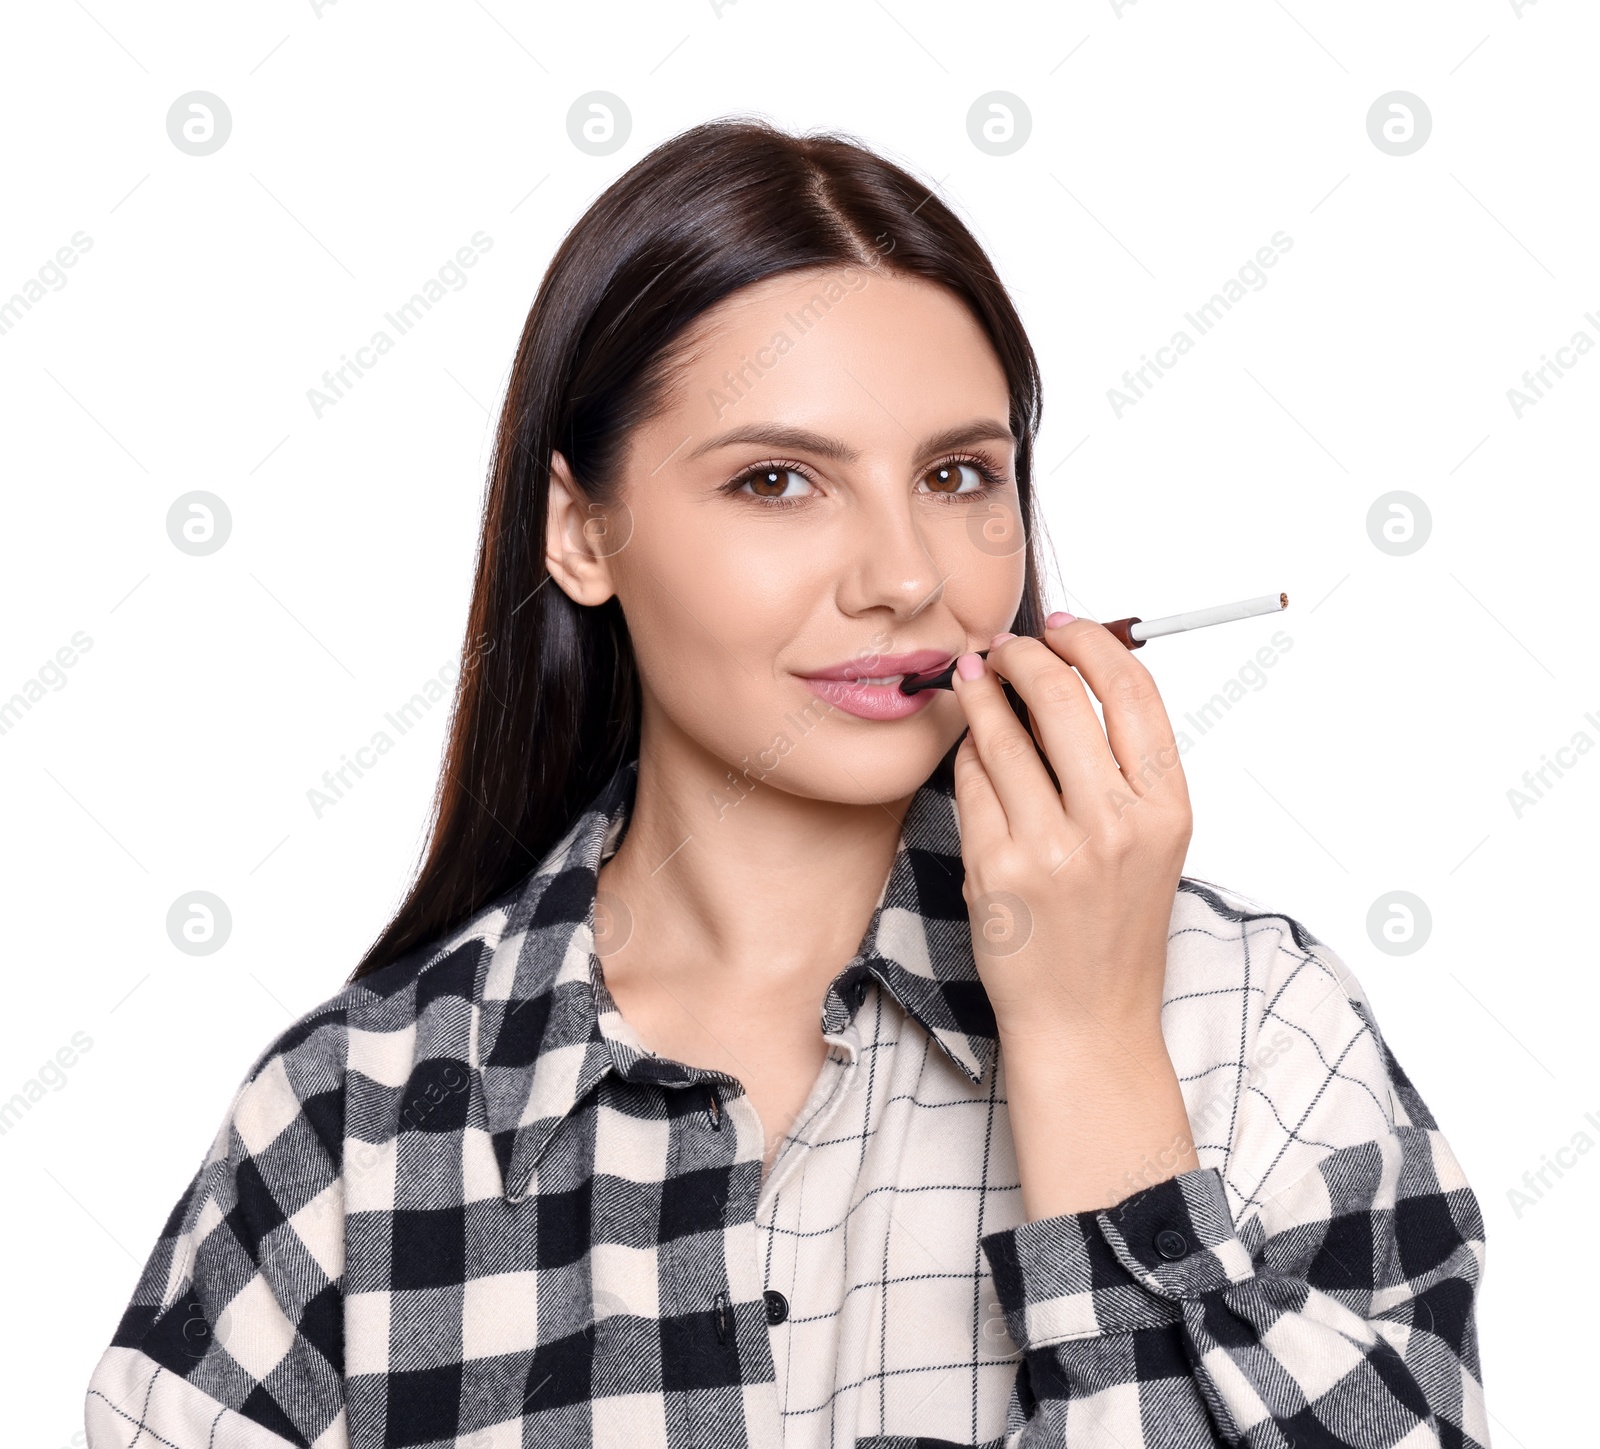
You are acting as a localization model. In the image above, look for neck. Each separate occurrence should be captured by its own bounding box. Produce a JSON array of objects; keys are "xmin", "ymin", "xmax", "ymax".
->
[{"xmin": 595, "ymin": 724, "xmax": 914, "ymax": 1002}]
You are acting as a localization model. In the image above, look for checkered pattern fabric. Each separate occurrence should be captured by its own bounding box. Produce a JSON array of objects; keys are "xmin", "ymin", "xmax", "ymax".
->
[{"xmin": 85, "ymin": 754, "xmax": 1488, "ymax": 1449}]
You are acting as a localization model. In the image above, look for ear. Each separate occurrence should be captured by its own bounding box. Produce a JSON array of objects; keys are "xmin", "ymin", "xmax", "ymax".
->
[{"xmin": 544, "ymin": 451, "xmax": 620, "ymax": 607}]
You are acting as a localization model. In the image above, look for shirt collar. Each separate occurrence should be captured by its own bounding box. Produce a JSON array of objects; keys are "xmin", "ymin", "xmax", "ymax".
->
[{"xmin": 476, "ymin": 750, "xmax": 995, "ymax": 1202}]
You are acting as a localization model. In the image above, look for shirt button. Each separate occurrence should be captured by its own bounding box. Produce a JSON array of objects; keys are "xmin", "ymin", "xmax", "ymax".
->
[
  {"xmin": 1154, "ymin": 1228, "xmax": 1189, "ymax": 1260},
  {"xmin": 763, "ymin": 1289, "xmax": 789, "ymax": 1325}
]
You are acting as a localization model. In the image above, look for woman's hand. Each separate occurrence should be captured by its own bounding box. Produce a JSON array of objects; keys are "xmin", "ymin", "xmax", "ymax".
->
[
  {"xmin": 950, "ymin": 616, "xmax": 1192, "ymax": 1042},
  {"xmin": 950, "ymin": 615, "xmax": 1199, "ymax": 1216}
]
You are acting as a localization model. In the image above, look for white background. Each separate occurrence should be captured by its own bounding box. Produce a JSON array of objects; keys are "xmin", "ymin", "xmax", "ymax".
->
[{"xmin": 2, "ymin": 0, "xmax": 1594, "ymax": 1442}]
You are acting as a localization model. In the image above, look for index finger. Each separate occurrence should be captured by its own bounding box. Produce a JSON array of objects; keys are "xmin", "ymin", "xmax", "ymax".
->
[{"xmin": 1043, "ymin": 617, "xmax": 1183, "ymax": 797}]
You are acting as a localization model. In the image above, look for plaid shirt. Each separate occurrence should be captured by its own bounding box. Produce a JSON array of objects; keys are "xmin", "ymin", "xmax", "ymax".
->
[{"xmin": 85, "ymin": 755, "xmax": 1488, "ymax": 1449}]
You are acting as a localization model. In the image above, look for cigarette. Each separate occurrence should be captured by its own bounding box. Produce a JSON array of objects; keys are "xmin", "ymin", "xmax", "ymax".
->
[{"xmin": 897, "ymin": 592, "xmax": 1288, "ymax": 694}]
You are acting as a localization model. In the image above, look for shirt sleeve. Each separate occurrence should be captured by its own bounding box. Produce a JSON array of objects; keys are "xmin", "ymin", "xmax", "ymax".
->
[
  {"xmin": 980, "ymin": 957, "xmax": 1488, "ymax": 1447},
  {"xmin": 84, "ymin": 1024, "xmax": 349, "ymax": 1449}
]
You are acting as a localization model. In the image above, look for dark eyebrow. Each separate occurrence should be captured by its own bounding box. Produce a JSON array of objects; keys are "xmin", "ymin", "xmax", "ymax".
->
[
  {"xmin": 684, "ymin": 418, "xmax": 1015, "ymax": 466},
  {"xmin": 686, "ymin": 424, "xmax": 859, "ymax": 464},
  {"xmin": 915, "ymin": 420, "xmax": 1017, "ymax": 458}
]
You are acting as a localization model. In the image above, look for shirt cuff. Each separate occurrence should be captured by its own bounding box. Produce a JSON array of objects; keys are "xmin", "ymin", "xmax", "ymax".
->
[
  {"xmin": 980, "ymin": 1167, "xmax": 1257, "ymax": 1351},
  {"xmin": 85, "ymin": 1345, "xmax": 330, "ymax": 1449}
]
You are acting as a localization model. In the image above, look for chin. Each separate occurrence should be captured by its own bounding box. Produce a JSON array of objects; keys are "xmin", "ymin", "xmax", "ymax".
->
[{"xmin": 746, "ymin": 712, "xmax": 962, "ymax": 807}]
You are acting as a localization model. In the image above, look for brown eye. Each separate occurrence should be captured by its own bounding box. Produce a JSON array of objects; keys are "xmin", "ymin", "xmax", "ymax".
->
[
  {"xmin": 735, "ymin": 466, "xmax": 811, "ymax": 501},
  {"xmin": 920, "ymin": 461, "xmax": 984, "ymax": 495}
]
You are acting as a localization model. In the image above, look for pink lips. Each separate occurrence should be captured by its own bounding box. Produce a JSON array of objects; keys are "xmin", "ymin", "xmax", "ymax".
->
[{"xmin": 795, "ymin": 648, "xmax": 955, "ymax": 721}]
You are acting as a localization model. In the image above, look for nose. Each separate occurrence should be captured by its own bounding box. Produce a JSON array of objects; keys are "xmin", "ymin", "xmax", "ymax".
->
[{"xmin": 832, "ymin": 483, "xmax": 948, "ymax": 624}]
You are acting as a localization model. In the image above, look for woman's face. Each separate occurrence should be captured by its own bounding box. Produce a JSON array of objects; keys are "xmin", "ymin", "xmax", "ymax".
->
[{"xmin": 551, "ymin": 263, "xmax": 1027, "ymax": 806}]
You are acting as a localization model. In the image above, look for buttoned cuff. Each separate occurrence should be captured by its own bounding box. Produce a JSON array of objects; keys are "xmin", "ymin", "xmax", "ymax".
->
[{"xmin": 979, "ymin": 1167, "xmax": 1256, "ymax": 1351}]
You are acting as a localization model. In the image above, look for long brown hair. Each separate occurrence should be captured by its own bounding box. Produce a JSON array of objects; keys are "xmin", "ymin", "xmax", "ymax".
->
[{"xmin": 348, "ymin": 118, "xmax": 1050, "ymax": 984}]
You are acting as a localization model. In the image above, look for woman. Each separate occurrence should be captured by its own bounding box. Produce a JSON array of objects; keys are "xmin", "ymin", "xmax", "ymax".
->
[{"xmin": 85, "ymin": 119, "xmax": 1487, "ymax": 1449}]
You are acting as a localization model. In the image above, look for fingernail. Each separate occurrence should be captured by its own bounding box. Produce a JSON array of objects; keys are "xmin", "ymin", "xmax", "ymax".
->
[
  {"xmin": 955, "ymin": 652, "xmax": 985, "ymax": 681},
  {"xmin": 1045, "ymin": 611, "xmax": 1076, "ymax": 628},
  {"xmin": 990, "ymin": 631, "xmax": 1016, "ymax": 648}
]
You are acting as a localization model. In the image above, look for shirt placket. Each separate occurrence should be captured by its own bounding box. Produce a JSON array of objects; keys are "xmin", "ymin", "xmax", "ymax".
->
[
  {"xmin": 746, "ymin": 1015, "xmax": 866, "ymax": 1435},
  {"xmin": 588, "ymin": 902, "xmax": 879, "ymax": 1449},
  {"xmin": 664, "ymin": 1067, "xmax": 785, "ymax": 1449}
]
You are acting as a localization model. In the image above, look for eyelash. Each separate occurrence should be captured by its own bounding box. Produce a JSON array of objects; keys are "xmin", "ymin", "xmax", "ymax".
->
[{"xmin": 719, "ymin": 452, "xmax": 1010, "ymax": 511}]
